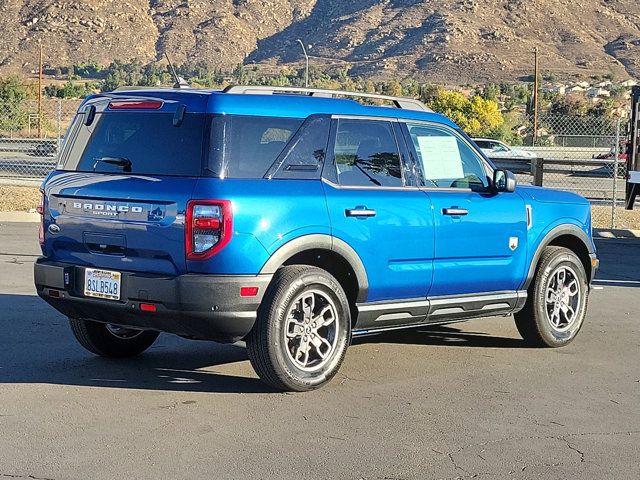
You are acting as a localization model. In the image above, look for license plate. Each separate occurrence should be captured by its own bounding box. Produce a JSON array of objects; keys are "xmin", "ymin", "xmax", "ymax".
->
[{"xmin": 84, "ymin": 268, "xmax": 121, "ymax": 301}]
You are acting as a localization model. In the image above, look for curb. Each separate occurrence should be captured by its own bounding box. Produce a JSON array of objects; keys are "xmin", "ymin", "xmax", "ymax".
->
[
  {"xmin": 0, "ymin": 178, "xmax": 42, "ymax": 187},
  {"xmin": 594, "ymin": 229, "xmax": 640, "ymax": 239},
  {"xmin": 0, "ymin": 211, "xmax": 40, "ymax": 223}
]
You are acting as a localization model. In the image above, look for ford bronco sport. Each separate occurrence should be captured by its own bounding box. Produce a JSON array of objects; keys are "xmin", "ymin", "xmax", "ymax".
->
[{"xmin": 34, "ymin": 85, "xmax": 598, "ymax": 391}]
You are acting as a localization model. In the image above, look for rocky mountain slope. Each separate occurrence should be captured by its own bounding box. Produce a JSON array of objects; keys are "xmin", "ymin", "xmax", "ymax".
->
[{"xmin": 0, "ymin": 0, "xmax": 639, "ymax": 83}]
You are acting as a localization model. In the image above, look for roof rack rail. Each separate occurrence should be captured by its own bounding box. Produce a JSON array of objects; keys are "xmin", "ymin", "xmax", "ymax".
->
[
  {"xmin": 223, "ymin": 85, "xmax": 433, "ymax": 113},
  {"xmin": 112, "ymin": 83, "xmax": 191, "ymax": 92},
  {"xmin": 113, "ymin": 85, "xmax": 172, "ymax": 92}
]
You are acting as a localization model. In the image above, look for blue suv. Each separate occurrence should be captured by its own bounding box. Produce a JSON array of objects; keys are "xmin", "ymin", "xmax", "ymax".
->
[{"xmin": 34, "ymin": 86, "xmax": 598, "ymax": 391}]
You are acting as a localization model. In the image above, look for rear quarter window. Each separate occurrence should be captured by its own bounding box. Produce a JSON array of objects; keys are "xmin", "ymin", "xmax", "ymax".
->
[{"xmin": 208, "ymin": 115, "xmax": 303, "ymax": 178}]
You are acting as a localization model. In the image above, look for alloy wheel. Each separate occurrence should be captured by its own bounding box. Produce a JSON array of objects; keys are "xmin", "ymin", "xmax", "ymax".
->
[
  {"xmin": 283, "ymin": 289, "xmax": 339, "ymax": 372},
  {"xmin": 545, "ymin": 266, "xmax": 582, "ymax": 332}
]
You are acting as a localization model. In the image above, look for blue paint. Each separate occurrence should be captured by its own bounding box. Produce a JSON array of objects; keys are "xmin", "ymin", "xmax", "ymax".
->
[{"xmin": 42, "ymin": 87, "xmax": 595, "ymax": 306}]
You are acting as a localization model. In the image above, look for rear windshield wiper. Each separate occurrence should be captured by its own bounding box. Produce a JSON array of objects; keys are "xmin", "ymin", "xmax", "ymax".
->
[{"xmin": 93, "ymin": 157, "xmax": 132, "ymax": 172}]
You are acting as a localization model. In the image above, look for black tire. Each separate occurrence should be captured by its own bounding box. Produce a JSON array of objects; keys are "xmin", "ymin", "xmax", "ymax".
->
[
  {"xmin": 515, "ymin": 246, "xmax": 589, "ymax": 347},
  {"xmin": 69, "ymin": 318, "xmax": 159, "ymax": 357},
  {"xmin": 246, "ymin": 265, "xmax": 352, "ymax": 392}
]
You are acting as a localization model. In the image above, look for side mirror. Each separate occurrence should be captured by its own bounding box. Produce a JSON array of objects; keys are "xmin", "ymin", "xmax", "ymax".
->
[{"xmin": 493, "ymin": 169, "xmax": 517, "ymax": 193}]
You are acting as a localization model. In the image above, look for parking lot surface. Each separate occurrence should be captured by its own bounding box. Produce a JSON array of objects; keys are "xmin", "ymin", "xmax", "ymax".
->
[{"xmin": 0, "ymin": 222, "xmax": 638, "ymax": 479}]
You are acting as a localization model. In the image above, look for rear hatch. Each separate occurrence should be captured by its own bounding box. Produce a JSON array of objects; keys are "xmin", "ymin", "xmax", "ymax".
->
[{"xmin": 42, "ymin": 94, "xmax": 208, "ymax": 276}]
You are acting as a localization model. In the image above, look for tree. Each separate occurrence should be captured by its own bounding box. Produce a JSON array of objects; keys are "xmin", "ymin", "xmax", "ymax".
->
[
  {"xmin": 548, "ymin": 95, "xmax": 588, "ymax": 117},
  {"xmin": 427, "ymin": 88, "xmax": 504, "ymax": 137},
  {"xmin": 467, "ymin": 95, "xmax": 504, "ymax": 135},
  {"xmin": 480, "ymin": 83, "xmax": 500, "ymax": 101},
  {"xmin": 0, "ymin": 76, "xmax": 28, "ymax": 103},
  {"xmin": 0, "ymin": 76, "xmax": 29, "ymax": 132},
  {"xmin": 383, "ymin": 80, "xmax": 402, "ymax": 97}
]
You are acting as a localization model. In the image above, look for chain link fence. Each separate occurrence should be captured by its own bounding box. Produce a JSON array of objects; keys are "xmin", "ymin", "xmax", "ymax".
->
[
  {"xmin": 0, "ymin": 98, "xmax": 634, "ymax": 228},
  {"xmin": 0, "ymin": 98, "xmax": 80, "ymax": 180},
  {"xmin": 488, "ymin": 113, "xmax": 629, "ymax": 229}
]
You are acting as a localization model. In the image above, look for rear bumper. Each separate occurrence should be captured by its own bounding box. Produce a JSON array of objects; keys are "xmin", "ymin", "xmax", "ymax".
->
[{"xmin": 34, "ymin": 258, "xmax": 271, "ymax": 342}]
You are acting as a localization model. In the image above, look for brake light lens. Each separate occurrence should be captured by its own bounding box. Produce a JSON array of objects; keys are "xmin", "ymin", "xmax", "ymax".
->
[
  {"xmin": 37, "ymin": 189, "xmax": 45, "ymax": 246},
  {"xmin": 186, "ymin": 200, "xmax": 232, "ymax": 260},
  {"xmin": 108, "ymin": 100, "xmax": 163, "ymax": 110}
]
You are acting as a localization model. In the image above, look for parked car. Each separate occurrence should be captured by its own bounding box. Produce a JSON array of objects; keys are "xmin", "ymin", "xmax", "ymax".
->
[
  {"xmin": 473, "ymin": 138, "xmax": 535, "ymax": 159},
  {"xmin": 34, "ymin": 86, "xmax": 598, "ymax": 391},
  {"xmin": 593, "ymin": 142, "xmax": 628, "ymax": 176},
  {"xmin": 593, "ymin": 142, "xmax": 628, "ymax": 162}
]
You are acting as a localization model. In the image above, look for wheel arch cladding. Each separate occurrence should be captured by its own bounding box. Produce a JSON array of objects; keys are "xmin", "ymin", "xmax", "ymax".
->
[
  {"xmin": 258, "ymin": 234, "xmax": 369, "ymax": 308},
  {"xmin": 524, "ymin": 224, "xmax": 593, "ymax": 289}
]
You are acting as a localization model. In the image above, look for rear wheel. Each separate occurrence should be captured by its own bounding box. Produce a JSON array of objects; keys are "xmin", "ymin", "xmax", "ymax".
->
[
  {"xmin": 246, "ymin": 265, "xmax": 351, "ymax": 392},
  {"xmin": 515, "ymin": 246, "xmax": 589, "ymax": 347},
  {"xmin": 69, "ymin": 318, "xmax": 159, "ymax": 357}
]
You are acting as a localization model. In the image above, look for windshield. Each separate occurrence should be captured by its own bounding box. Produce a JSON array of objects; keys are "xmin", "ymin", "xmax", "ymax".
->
[{"xmin": 62, "ymin": 112, "xmax": 207, "ymax": 176}]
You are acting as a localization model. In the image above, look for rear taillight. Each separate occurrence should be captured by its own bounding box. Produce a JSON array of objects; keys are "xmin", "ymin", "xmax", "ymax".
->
[
  {"xmin": 186, "ymin": 200, "xmax": 232, "ymax": 260},
  {"xmin": 37, "ymin": 189, "xmax": 45, "ymax": 246}
]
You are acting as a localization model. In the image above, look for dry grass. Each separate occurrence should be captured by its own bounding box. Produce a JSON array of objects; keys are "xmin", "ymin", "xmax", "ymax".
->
[
  {"xmin": 592, "ymin": 206, "xmax": 640, "ymax": 230},
  {"xmin": 0, "ymin": 185, "xmax": 41, "ymax": 212}
]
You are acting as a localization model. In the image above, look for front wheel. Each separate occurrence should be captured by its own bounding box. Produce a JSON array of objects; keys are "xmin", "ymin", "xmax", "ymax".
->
[
  {"xmin": 514, "ymin": 246, "xmax": 589, "ymax": 347},
  {"xmin": 69, "ymin": 318, "xmax": 159, "ymax": 357},
  {"xmin": 246, "ymin": 265, "xmax": 351, "ymax": 392}
]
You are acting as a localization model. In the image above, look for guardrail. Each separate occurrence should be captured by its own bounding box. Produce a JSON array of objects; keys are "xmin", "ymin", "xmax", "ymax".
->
[
  {"xmin": 491, "ymin": 157, "xmax": 544, "ymax": 186},
  {"xmin": 491, "ymin": 156, "xmax": 625, "ymax": 209},
  {"xmin": 0, "ymin": 138, "xmax": 58, "ymax": 155}
]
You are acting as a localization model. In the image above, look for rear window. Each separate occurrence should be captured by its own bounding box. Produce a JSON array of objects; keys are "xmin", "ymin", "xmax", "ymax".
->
[
  {"xmin": 63, "ymin": 112, "xmax": 207, "ymax": 176},
  {"xmin": 208, "ymin": 115, "xmax": 303, "ymax": 178}
]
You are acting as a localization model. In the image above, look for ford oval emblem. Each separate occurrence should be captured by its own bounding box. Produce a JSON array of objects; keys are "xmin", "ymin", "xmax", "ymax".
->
[{"xmin": 48, "ymin": 224, "xmax": 60, "ymax": 234}]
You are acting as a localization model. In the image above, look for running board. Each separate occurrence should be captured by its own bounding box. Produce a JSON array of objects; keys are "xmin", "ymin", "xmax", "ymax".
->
[{"xmin": 353, "ymin": 290, "xmax": 527, "ymax": 334}]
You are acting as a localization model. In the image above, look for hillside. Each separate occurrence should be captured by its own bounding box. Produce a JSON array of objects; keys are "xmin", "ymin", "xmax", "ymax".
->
[{"xmin": 0, "ymin": 0, "xmax": 639, "ymax": 83}]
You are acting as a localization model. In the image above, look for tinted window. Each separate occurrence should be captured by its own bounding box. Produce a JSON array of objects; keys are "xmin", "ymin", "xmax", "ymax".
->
[
  {"xmin": 407, "ymin": 124, "xmax": 489, "ymax": 190},
  {"xmin": 209, "ymin": 115, "xmax": 303, "ymax": 178},
  {"xmin": 64, "ymin": 113, "xmax": 206, "ymax": 176},
  {"xmin": 269, "ymin": 116, "xmax": 330, "ymax": 180},
  {"xmin": 333, "ymin": 119, "xmax": 403, "ymax": 187},
  {"xmin": 474, "ymin": 140, "xmax": 490, "ymax": 149}
]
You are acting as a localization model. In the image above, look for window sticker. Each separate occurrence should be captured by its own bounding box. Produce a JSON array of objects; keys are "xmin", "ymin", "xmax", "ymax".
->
[{"xmin": 416, "ymin": 135, "xmax": 464, "ymax": 181}]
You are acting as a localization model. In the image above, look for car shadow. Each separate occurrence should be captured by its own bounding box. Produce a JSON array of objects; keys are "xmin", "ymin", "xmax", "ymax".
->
[
  {"xmin": 353, "ymin": 324, "xmax": 528, "ymax": 349},
  {"xmin": 2, "ymin": 230, "xmax": 637, "ymax": 394},
  {"xmin": 0, "ymin": 293, "xmax": 276, "ymax": 394},
  {"xmin": 592, "ymin": 236, "xmax": 640, "ymax": 288},
  {"xmin": 1, "ymin": 293, "xmax": 534, "ymax": 394}
]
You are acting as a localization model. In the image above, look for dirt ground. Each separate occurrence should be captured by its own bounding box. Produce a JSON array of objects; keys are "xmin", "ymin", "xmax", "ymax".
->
[
  {"xmin": 591, "ymin": 205, "xmax": 640, "ymax": 230},
  {"xmin": 1, "ymin": 185, "xmax": 639, "ymax": 230}
]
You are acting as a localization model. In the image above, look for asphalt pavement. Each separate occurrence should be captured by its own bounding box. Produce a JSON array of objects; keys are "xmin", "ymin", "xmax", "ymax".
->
[{"xmin": 0, "ymin": 222, "xmax": 638, "ymax": 479}]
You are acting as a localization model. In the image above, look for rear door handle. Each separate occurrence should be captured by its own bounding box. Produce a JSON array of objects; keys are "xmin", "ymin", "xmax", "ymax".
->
[
  {"xmin": 442, "ymin": 207, "xmax": 468, "ymax": 216},
  {"xmin": 346, "ymin": 207, "xmax": 377, "ymax": 218}
]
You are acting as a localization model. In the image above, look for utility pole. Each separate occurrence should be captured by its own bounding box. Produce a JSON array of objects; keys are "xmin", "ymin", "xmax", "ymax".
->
[
  {"xmin": 297, "ymin": 39, "xmax": 309, "ymax": 88},
  {"xmin": 38, "ymin": 43, "xmax": 43, "ymax": 138},
  {"xmin": 533, "ymin": 47, "xmax": 539, "ymax": 146}
]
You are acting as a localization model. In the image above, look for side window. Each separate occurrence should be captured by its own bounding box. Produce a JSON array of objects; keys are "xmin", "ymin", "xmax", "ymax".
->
[
  {"xmin": 269, "ymin": 116, "xmax": 330, "ymax": 180},
  {"xmin": 333, "ymin": 119, "xmax": 403, "ymax": 187},
  {"xmin": 209, "ymin": 115, "xmax": 303, "ymax": 178},
  {"xmin": 406, "ymin": 124, "xmax": 489, "ymax": 191}
]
